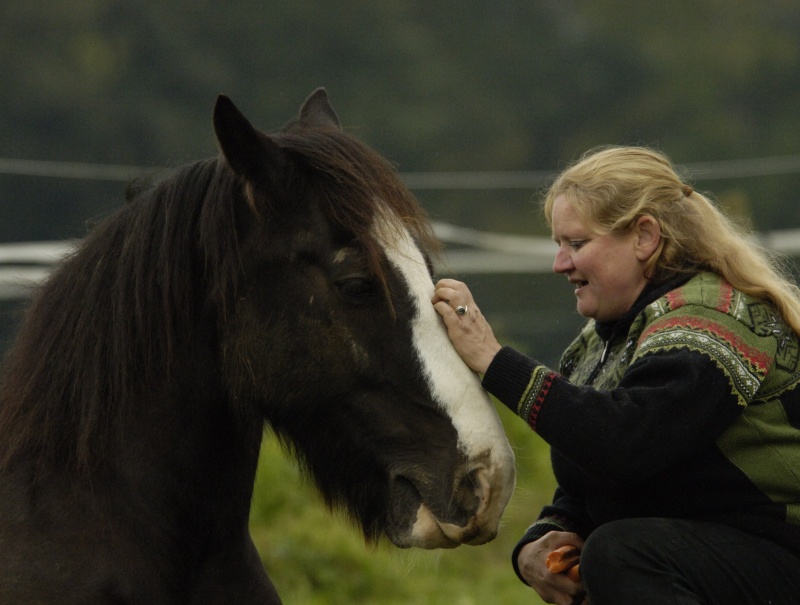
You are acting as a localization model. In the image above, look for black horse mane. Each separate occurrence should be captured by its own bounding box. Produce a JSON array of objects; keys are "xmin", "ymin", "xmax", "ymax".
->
[{"xmin": 0, "ymin": 123, "xmax": 438, "ymax": 478}]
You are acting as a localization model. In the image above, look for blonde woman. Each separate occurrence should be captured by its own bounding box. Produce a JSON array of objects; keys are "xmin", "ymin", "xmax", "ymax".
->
[{"xmin": 434, "ymin": 146, "xmax": 800, "ymax": 605}]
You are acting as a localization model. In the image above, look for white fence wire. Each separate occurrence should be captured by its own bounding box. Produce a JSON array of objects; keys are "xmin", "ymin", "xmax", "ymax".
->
[{"xmin": 3, "ymin": 225, "xmax": 800, "ymax": 300}]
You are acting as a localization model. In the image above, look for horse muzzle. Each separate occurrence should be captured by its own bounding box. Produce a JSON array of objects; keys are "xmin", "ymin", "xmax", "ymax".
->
[{"xmin": 388, "ymin": 457, "xmax": 515, "ymax": 549}]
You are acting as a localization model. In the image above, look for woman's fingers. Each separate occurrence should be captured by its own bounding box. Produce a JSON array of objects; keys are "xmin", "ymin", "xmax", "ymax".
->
[{"xmin": 432, "ymin": 279, "xmax": 472, "ymax": 311}]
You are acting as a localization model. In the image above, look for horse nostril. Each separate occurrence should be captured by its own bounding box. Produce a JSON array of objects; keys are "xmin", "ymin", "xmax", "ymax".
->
[{"xmin": 454, "ymin": 468, "xmax": 483, "ymax": 514}]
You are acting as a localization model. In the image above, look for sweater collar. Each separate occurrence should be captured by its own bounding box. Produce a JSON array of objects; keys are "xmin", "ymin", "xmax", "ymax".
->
[{"xmin": 594, "ymin": 273, "xmax": 695, "ymax": 341}]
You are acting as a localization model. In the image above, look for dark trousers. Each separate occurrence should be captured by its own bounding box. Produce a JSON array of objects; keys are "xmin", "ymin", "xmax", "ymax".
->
[{"xmin": 580, "ymin": 518, "xmax": 800, "ymax": 605}]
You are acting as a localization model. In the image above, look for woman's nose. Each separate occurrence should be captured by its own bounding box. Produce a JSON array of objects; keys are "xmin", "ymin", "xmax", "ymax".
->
[{"xmin": 552, "ymin": 248, "xmax": 573, "ymax": 274}]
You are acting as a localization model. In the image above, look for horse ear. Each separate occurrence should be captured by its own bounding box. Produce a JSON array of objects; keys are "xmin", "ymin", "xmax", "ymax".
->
[
  {"xmin": 298, "ymin": 88, "xmax": 341, "ymax": 129},
  {"xmin": 213, "ymin": 94, "xmax": 287, "ymax": 184}
]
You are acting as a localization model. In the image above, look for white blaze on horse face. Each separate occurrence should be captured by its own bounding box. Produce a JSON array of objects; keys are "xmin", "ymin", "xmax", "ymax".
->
[{"xmin": 374, "ymin": 214, "xmax": 516, "ymax": 547}]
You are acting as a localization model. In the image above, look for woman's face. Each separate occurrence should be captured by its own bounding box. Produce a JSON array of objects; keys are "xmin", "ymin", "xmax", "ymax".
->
[{"xmin": 550, "ymin": 194, "xmax": 653, "ymax": 322}]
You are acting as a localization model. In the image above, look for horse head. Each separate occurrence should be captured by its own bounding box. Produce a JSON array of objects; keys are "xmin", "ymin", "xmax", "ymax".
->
[{"xmin": 212, "ymin": 90, "xmax": 516, "ymax": 548}]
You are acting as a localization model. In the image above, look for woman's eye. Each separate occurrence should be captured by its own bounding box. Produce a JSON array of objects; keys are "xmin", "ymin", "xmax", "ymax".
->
[{"xmin": 569, "ymin": 240, "xmax": 586, "ymax": 250}]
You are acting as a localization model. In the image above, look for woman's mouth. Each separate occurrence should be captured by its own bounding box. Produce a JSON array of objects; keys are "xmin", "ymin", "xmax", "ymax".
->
[{"xmin": 570, "ymin": 279, "xmax": 588, "ymax": 293}]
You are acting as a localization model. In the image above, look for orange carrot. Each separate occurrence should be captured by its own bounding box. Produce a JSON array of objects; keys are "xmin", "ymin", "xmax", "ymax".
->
[
  {"xmin": 546, "ymin": 545, "xmax": 581, "ymax": 580},
  {"xmin": 566, "ymin": 563, "xmax": 581, "ymax": 582}
]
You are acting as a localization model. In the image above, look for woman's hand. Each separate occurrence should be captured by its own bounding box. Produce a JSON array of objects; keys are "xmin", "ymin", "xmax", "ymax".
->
[
  {"xmin": 432, "ymin": 279, "xmax": 502, "ymax": 374},
  {"xmin": 517, "ymin": 531, "xmax": 587, "ymax": 605}
]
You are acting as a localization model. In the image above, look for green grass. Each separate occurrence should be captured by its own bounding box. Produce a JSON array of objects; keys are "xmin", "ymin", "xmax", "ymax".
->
[{"xmin": 249, "ymin": 404, "xmax": 555, "ymax": 605}]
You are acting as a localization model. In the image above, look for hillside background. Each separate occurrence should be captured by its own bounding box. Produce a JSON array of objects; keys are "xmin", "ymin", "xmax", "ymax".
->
[{"xmin": 2, "ymin": 1, "xmax": 800, "ymax": 603}]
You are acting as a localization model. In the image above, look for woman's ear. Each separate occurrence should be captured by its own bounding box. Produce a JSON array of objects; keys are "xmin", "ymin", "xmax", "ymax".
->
[{"xmin": 634, "ymin": 215, "xmax": 661, "ymax": 262}]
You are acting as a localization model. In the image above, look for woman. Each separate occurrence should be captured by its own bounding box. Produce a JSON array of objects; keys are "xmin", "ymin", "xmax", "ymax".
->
[{"xmin": 433, "ymin": 146, "xmax": 800, "ymax": 605}]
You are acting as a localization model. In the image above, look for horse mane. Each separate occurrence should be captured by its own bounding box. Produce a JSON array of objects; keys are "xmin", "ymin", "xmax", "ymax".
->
[
  {"xmin": 0, "ymin": 158, "xmax": 230, "ymax": 476},
  {"xmin": 0, "ymin": 122, "xmax": 438, "ymax": 478}
]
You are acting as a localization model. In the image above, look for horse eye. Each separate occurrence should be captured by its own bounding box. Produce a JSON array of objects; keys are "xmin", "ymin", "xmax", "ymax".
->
[{"xmin": 338, "ymin": 278, "xmax": 377, "ymax": 300}]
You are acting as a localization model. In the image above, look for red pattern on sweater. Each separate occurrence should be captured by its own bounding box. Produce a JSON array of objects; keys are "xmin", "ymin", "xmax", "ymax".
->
[
  {"xmin": 640, "ymin": 315, "xmax": 772, "ymax": 373},
  {"xmin": 529, "ymin": 371, "xmax": 556, "ymax": 430}
]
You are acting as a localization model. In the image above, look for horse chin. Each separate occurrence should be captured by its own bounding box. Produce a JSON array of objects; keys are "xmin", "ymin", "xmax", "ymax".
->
[
  {"xmin": 390, "ymin": 502, "xmax": 498, "ymax": 550},
  {"xmin": 418, "ymin": 501, "xmax": 498, "ymax": 548},
  {"xmin": 406, "ymin": 504, "xmax": 462, "ymax": 549}
]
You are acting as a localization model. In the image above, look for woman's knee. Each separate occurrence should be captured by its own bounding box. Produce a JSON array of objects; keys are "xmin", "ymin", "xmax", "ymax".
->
[
  {"xmin": 580, "ymin": 519, "xmax": 675, "ymax": 602},
  {"xmin": 580, "ymin": 519, "xmax": 681, "ymax": 593},
  {"xmin": 583, "ymin": 518, "xmax": 655, "ymax": 567}
]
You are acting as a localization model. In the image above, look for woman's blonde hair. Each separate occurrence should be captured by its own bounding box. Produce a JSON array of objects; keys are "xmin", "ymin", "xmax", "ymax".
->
[{"xmin": 542, "ymin": 145, "xmax": 800, "ymax": 334}]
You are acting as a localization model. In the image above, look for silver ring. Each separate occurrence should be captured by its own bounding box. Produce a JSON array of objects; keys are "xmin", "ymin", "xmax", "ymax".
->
[{"xmin": 455, "ymin": 305, "xmax": 468, "ymax": 316}]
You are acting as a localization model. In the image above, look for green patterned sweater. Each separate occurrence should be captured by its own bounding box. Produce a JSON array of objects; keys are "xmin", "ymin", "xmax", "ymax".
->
[{"xmin": 482, "ymin": 272, "xmax": 800, "ymax": 581}]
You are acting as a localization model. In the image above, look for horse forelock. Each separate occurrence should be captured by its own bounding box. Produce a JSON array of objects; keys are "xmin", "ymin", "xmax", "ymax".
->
[
  {"xmin": 273, "ymin": 127, "xmax": 440, "ymax": 292},
  {"xmin": 0, "ymin": 158, "xmax": 244, "ymax": 476}
]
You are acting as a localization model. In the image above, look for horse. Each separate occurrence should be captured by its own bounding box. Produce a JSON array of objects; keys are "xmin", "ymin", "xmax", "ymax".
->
[{"xmin": 0, "ymin": 89, "xmax": 515, "ymax": 604}]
